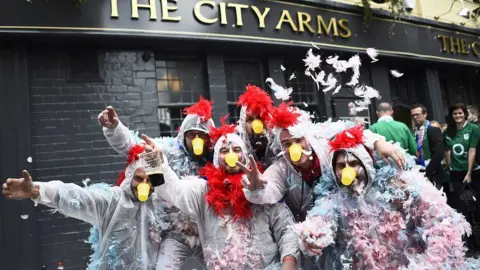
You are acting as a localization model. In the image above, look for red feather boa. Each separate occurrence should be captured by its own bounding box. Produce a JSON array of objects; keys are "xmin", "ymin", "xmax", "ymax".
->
[
  {"xmin": 183, "ymin": 96, "xmax": 214, "ymax": 122},
  {"xmin": 116, "ymin": 144, "xmax": 145, "ymax": 186},
  {"xmin": 201, "ymin": 162, "xmax": 264, "ymax": 220}
]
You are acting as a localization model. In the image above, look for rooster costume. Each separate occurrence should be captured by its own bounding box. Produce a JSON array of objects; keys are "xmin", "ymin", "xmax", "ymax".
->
[
  {"xmin": 103, "ymin": 97, "xmax": 215, "ymax": 269},
  {"xmin": 295, "ymin": 126, "xmax": 480, "ymax": 269},
  {"xmin": 158, "ymin": 119, "xmax": 299, "ymax": 269},
  {"xmin": 236, "ymin": 84, "xmax": 276, "ymax": 167},
  {"xmin": 242, "ymin": 102, "xmax": 385, "ymax": 222}
]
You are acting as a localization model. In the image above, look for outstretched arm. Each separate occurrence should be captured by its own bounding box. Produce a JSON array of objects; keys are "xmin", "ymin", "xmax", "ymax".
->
[{"xmin": 3, "ymin": 171, "xmax": 117, "ymax": 226}]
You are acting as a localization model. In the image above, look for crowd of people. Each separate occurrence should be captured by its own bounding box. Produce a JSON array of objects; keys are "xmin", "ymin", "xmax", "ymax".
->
[
  {"xmin": 2, "ymin": 83, "xmax": 480, "ymax": 269},
  {"xmin": 368, "ymin": 101, "xmax": 480, "ymax": 255}
]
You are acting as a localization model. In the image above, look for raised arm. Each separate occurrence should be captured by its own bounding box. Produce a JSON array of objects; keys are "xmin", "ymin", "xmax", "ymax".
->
[
  {"xmin": 99, "ymin": 106, "xmax": 142, "ymax": 157},
  {"xmin": 3, "ymin": 171, "xmax": 117, "ymax": 226},
  {"xmin": 157, "ymin": 163, "xmax": 206, "ymax": 216},
  {"xmin": 241, "ymin": 157, "xmax": 289, "ymax": 205}
]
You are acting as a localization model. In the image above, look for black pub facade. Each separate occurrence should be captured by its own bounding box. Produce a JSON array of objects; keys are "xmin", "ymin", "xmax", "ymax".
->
[{"xmin": 0, "ymin": 0, "xmax": 478, "ymax": 269}]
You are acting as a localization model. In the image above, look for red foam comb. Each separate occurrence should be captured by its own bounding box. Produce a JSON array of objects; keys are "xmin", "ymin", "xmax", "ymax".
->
[
  {"xmin": 328, "ymin": 125, "xmax": 364, "ymax": 152},
  {"xmin": 209, "ymin": 115, "xmax": 237, "ymax": 146},
  {"xmin": 237, "ymin": 84, "xmax": 274, "ymax": 123},
  {"xmin": 270, "ymin": 101, "xmax": 301, "ymax": 129},
  {"xmin": 116, "ymin": 144, "xmax": 145, "ymax": 186},
  {"xmin": 183, "ymin": 96, "xmax": 214, "ymax": 122}
]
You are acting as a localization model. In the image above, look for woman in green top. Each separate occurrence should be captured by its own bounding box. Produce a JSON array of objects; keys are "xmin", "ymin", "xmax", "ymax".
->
[{"xmin": 444, "ymin": 103, "xmax": 480, "ymax": 251}]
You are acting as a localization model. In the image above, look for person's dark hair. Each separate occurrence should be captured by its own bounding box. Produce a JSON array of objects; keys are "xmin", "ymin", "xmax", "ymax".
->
[
  {"xmin": 446, "ymin": 103, "xmax": 468, "ymax": 138},
  {"xmin": 411, "ymin": 103, "xmax": 427, "ymax": 114}
]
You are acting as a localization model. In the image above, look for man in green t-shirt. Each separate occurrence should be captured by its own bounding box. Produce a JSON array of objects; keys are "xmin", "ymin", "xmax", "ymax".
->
[
  {"xmin": 370, "ymin": 102, "xmax": 417, "ymax": 156},
  {"xmin": 444, "ymin": 122, "xmax": 480, "ymax": 172}
]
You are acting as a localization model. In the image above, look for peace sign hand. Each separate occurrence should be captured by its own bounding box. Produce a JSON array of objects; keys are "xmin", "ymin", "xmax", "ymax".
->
[{"xmin": 237, "ymin": 155, "xmax": 267, "ymax": 191}]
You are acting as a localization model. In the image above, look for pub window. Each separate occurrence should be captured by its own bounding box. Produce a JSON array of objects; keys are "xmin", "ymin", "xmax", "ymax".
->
[
  {"xmin": 156, "ymin": 57, "xmax": 207, "ymax": 137},
  {"xmin": 67, "ymin": 50, "xmax": 104, "ymax": 82},
  {"xmin": 225, "ymin": 59, "xmax": 265, "ymax": 123},
  {"xmin": 283, "ymin": 59, "xmax": 325, "ymax": 122}
]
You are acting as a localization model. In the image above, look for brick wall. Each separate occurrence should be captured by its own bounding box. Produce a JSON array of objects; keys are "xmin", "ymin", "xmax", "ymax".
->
[{"xmin": 29, "ymin": 49, "xmax": 160, "ymax": 269}]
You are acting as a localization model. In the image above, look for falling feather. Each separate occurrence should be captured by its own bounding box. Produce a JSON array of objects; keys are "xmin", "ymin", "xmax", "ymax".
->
[
  {"xmin": 332, "ymin": 85, "xmax": 342, "ymax": 95},
  {"xmin": 27, "ymin": 156, "xmax": 33, "ymax": 163},
  {"xmin": 21, "ymin": 214, "xmax": 29, "ymax": 219},
  {"xmin": 288, "ymin": 73, "xmax": 296, "ymax": 81},
  {"xmin": 311, "ymin": 42, "xmax": 320, "ymax": 49},
  {"xmin": 366, "ymin": 48, "xmax": 379, "ymax": 63},
  {"xmin": 303, "ymin": 49, "xmax": 322, "ymax": 71},
  {"xmin": 303, "ymin": 102, "xmax": 309, "ymax": 107},
  {"xmin": 82, "ymin": 177, "xmax": 91, "ymax": 187},
  {"xmin": 345, "ymin": 55, "xmax": 361, "ymax": 86},
  {"xmin": 280, "ymin": 65, "xmax": 286, "ymax": 71},
  {"xmin": 322, "ymin": 74, "xmax": 338, "ymax": 93},
  {"xmin": 390, "ymin": 70, "xmax": 404, "ymax": 78},
  {"xmin": 265, "ymin": 78, "xmax": 293, "ymax": 101}
]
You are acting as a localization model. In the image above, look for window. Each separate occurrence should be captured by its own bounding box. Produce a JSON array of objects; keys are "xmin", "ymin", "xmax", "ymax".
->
[
  {"xmin": 225, "ymin": 60, "xmax": 265, "ymax": 123},
  {"xmin": 67, "ymin": 50, "xmax": 103, "ymax": 82},
  {"xmin": 156, "ymin": 58, "xmax": 207, "ymax": 137},
  {"xmin": 283, "ymin": 59, "xmax": 326, "ymax": 122}
]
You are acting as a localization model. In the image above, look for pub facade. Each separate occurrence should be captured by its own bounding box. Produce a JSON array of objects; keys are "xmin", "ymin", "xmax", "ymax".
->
[{"xmin": 0, "ymin": 0, "xmax": 478, "ymax": 269}]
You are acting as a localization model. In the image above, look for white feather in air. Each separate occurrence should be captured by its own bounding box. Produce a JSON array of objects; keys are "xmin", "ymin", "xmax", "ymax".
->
[
  {"xmin": 280, "ymin": 65, "xmax": 286, "ymax": 71},
  {"xmin": 366, "ymin": 48, "xmax": 379, "ymax": 63},
  {"xmin": 390, "ymin": 70, "xmax": 404, "ymax": 78},
  {"xmin": 303, "ymin": 49, "xmax": 322, "ymax": 71},
  {"xmin": 265, "ymin": 78, "xmax": 293, "ymax": 101},
  {"xmin": 346, "ymin": 55, "xmax": 361, "ymax": 86},
  {"xmin": 332, "ymin": 85, "xmax": 342, "ymax": 95},
  {"xmin": 289, "ymin": 73, "xmax": 296, "ymax": 81}
]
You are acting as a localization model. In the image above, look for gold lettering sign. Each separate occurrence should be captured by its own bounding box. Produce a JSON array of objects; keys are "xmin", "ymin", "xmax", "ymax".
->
[
  {"xmin": 110, "ymin": 0, "xmax": 352, "ymax": 39},
  {"xmin": 437, "ymin": 35, "xmax": 478, "ymax": 57}
]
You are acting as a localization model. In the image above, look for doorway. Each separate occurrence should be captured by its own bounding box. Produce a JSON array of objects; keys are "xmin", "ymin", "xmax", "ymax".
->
[{"xmin": 393, "ymin": 105, "xmax": 413, "ymax": 130}]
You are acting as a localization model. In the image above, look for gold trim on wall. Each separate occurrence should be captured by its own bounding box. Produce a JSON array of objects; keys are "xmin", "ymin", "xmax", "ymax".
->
[{"xmin": 0, "ymin": 25, "xmax": 478, "ymax": 65}]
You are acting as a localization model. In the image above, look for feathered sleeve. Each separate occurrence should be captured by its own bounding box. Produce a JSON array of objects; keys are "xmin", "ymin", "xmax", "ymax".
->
[
  {"xmin": 103, "ymin": 121, "xmax": 143, "ymax": 156},
  {"xmin": 242, "ymin": 159, "xmax": 289, "ymax": 205},
  {"xmin": 395, "ymin": 168, "xmax": 472, "ymax": 269},
  {"xmin": 32, "ymin": 181, "xmax": 119, "ymax": 227},
  {"xmin": 293, "ymin": 196, "xmax": 338, "ymax": 257},
  {"xmin": 158, "ymin": 162, "xmax": 207, "ymax": 217},
  {"xmin": 362, "ymin": 129, "xmax": 386, "ymax": 150}
]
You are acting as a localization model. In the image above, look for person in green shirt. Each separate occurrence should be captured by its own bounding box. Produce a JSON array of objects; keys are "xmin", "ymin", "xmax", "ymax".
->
[
  {"xmin": 370, "ymin": 102, "xmax": 417, "ymax": 156},
  {"xmin": 444, "ymin": 103, "xmax": 480, "ymax": 252}
]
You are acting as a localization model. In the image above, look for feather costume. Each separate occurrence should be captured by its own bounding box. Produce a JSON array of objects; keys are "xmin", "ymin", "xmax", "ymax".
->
[
  {"xmin": 295, "ymin": 126, "xmax": 480, "ymax": 269},
  {"xmin": 236, "ymin": 84, "xmax": 276, "ymax": 167},
  {"xmin": 102, "ymin": 97, "xmax": 216, "ymax": 269},
  {"xmin": 158, "ymin": 120, "xmax": 300, "ymax": 269}
]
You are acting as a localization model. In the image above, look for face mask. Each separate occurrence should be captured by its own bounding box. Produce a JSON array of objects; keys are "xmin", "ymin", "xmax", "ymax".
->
[{"xmin": 192, "ymin": 136, "xmax": 204, "ymax": 156}]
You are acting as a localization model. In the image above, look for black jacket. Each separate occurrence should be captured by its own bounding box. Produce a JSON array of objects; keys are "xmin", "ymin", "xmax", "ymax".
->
[{"xmin": 424, "ymin": 126, "xmax": 445, "ymax": 185}]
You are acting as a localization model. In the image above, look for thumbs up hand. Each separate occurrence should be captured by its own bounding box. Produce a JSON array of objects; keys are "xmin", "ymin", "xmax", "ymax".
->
[{"xmin": 2, "ymin": 170, "xmax": 38, "ymax": 200}]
